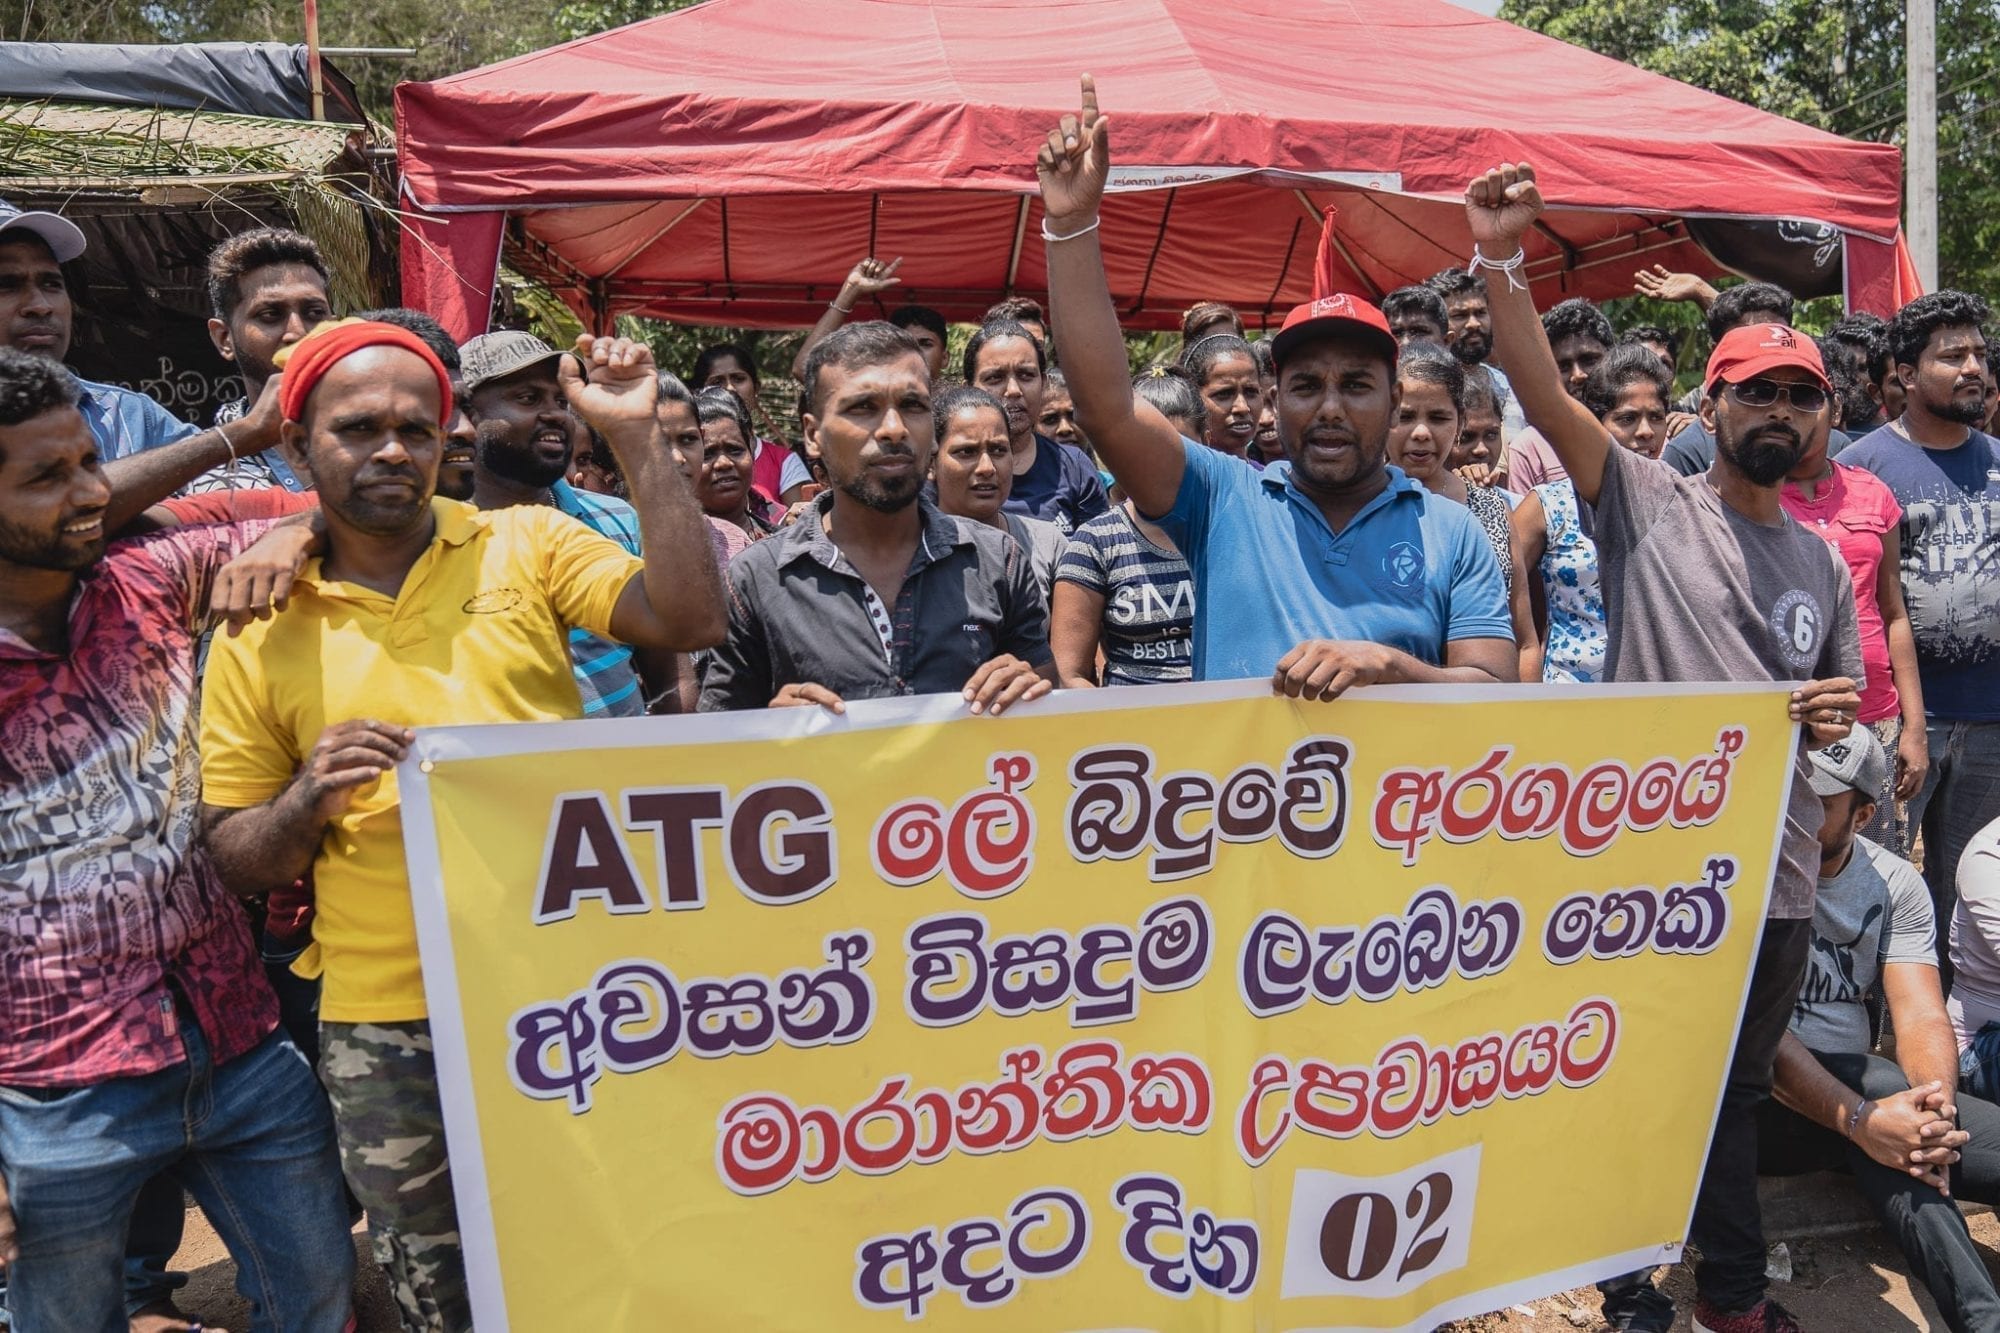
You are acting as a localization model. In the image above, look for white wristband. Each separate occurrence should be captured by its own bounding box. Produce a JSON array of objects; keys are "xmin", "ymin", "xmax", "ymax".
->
[
  {"xmin": 1041, "ymin": 216, "xmax": 1101, "ymax": 244},
  {"xmin": 1468, "ymin": 243, "xmax": 1529, "ymax": 293}
]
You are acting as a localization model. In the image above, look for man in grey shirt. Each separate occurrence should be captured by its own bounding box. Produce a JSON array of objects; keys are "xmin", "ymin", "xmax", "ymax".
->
[
  {"xmin": 1475, "ymin": 164, "xmax": 1863, "ymax": 1333},
  {"xmin": 1763, "ymin": 728, "xmax": 2000, "ymax": 1333},
  {"xmin": 699, "ymin": 322, "xmax": 1053, "ymax": 716}
]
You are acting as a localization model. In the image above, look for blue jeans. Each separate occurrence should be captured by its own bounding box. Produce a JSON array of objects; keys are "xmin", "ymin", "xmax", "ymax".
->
[
  {"xmin": 262, "ymin": 928, "xmax": 324, "ymax": 1072},
  {"xmin": 0, "ymin": 1020, "xmax": 353, "ymax": 1332},
  {"xmin": 1910, "ymin": 720, "xmax": 2000, "ymax": 981},
  {"xmin": 0, "ymin": 1174, "xmax": 186, "ymax": 1328},
  {"xmin": 1962, "ymin": 1023, "xmax": 2000, "ymax": 1104}
]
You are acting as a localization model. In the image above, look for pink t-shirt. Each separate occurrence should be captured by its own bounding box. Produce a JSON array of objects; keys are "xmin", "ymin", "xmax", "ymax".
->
[
  {"xmin": 1781, "ymin": 462, "xmax": 1903, "ymax": 723},
  {"xmin": 1504, "ymin": 428, "xmax": 1569, "ymax": 496},
  {"xmin": 752, "ymin": 437, "xmax": 788, "ymax": 506}
]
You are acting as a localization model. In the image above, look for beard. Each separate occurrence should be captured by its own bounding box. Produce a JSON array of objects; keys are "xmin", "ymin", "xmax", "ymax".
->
[
  {"xmin": 1920, "ymin": 382, "xmax": 1990, "ymax": 427},
  {"xmin": 1449, "ymin": 331, "xmax": 1491, "ymax": 365},
  {"xmin": 1718, "ymin": 420, "xmax": 1806, "ymax": 487},
  {"xmin": 477, "ymin": 419, "xmax": 571, "ymax": 489},
  {"xmin": 838, "ymin": 462, "xmax": 924, "ymax": 514},
  {"xmin": 1286, "ymin": 424, "xmax": 1387, "ymax": 491},
  {"xmin": 330, "ymin": 465, "xmax": 432, "ymax": 536},
  {"xmin": 0, "ymin": 512, "xmax": 103, "ymax": 572},
  {"xmin": 234, "ymin": 347, "xmax": 283, "ymax": 394},
  {"xmin": 1837, "ymin": 384, "xmax": 1881, "ymax": 432}
]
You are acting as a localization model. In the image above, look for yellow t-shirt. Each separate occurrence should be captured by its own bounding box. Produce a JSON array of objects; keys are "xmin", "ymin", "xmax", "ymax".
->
[{"xmin": 199, "ymin": 498, "xmax": 644, "ymax": 1023}]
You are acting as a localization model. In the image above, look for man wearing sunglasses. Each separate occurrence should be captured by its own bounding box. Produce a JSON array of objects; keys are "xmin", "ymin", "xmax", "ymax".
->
[{"xmin": 1472, "ymin": 162, "xmax": 1862, "ymax": 1333}]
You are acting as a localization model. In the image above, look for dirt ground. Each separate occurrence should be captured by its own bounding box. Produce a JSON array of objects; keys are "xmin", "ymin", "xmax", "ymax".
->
[{"xmin": 169, "ymin": 1202, "xmax": 2000, "ymax": 1331}]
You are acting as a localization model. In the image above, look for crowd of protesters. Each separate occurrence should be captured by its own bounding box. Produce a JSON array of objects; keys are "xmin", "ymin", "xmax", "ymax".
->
[{"xmin": 4, "ymin": 73, "xmax": 2000, "ymax": 1333}]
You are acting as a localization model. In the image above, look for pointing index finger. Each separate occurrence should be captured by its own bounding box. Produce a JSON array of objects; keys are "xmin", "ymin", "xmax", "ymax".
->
[{"xmin": 1080, "ymin": 73, "xmax": 1098, "ymax": 121}]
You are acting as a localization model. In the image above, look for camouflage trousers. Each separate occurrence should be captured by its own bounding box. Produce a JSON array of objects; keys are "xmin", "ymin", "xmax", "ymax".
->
[{"xmin": 319, "ymin": 1021, "xmax": 472, "ymax": 1333}]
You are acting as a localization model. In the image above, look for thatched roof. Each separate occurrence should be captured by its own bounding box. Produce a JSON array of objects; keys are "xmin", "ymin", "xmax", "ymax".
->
[{"xmin": 0, "ymin": 99, "xmax": 397, "ymax": 315}]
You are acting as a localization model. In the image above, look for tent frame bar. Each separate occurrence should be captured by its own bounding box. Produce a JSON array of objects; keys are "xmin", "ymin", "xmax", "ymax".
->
[
  {"xmin": 602, "ymin": 200, "xmax": 706, "ymax": 281},
  {"xmin": 1003, "ymin": 196, "xmax": 1030, "ymax": 295}
]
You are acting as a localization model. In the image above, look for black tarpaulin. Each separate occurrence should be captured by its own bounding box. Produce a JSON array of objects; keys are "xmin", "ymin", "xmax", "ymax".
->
[{"xmin": 0, "ymin": 42, "xmax": 365, "ymax": 124}]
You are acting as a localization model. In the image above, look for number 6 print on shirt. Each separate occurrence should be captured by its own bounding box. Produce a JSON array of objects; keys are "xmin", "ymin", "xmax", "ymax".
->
[
  {"xmin": 1279, "ymin": 1144, "xmax": 1481, "ymax": 1299},
  {"xmin": 1768, "ymin": 588, "xmax": 1824, "ymax": 671}
]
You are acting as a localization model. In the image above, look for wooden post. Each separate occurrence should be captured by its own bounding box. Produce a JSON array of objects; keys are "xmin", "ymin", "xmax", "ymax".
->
[
  {"xmin": 304, "ymin": 0, "xmax": 326, "ymax": 122},
  {"xmin": 1906, "ymin": 0, "xmax": 1938, "ymax": 288}
]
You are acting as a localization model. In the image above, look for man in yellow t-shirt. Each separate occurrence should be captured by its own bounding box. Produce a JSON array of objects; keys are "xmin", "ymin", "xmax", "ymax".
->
[{"xmin": 197, "ymin": 320, "xmax": 723, "ymax": 1332}]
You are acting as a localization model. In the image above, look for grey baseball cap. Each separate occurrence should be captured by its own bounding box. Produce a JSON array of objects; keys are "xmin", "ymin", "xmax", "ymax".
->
[
  {"xmin": 0, "ymin": 199, "xmax": 86, "ymax": 263},
  {"xmin": 1808, "ymin": 726, "xmax": 1888, "ymax": 800},
  {"xmin": 458, "ymin": 330, "xmax": 567, "ymax": 392}
]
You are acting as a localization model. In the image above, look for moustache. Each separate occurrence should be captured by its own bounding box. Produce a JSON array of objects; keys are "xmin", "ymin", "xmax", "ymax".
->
[
  {"xmin": 1745, "ymin": 423, "xmax": 1802, "ymax": 448},
  {"xmin": 355, "ymin": 466, "xmax": 424, "ymax": 488}
]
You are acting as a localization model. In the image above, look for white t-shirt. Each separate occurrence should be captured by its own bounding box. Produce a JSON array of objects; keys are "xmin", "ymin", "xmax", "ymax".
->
[
  {"xmin": 779, "ymin": 451, "xmax": 813, "ymax": 497},
  {"xmin": 1951, "ymin": 815, "xmax": 2000, "ymax": 1049},
  {"xmin": 1793, "ymin": 835, "xmax": 1935, "ymax": 1053}
]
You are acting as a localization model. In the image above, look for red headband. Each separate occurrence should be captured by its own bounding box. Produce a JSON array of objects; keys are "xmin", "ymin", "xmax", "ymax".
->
[{"xmin": 278, "ymin": 321, "xmax": 454, "ymax": 427}]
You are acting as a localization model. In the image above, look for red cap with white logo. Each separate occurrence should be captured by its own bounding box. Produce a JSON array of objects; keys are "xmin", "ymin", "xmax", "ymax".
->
[
  {"xmin": 1703, "ymin": 323, "xmax": 1830, "ymax": 395},
  {"xmin": 1271, "ymin": 293, "xmax": 1398, "ymax": 369}
]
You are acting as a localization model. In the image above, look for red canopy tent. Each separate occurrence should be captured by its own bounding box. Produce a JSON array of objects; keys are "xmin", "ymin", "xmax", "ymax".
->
[{"xmin": 394, "ymin": 0, "xmax": 1911, "ymax": 341}]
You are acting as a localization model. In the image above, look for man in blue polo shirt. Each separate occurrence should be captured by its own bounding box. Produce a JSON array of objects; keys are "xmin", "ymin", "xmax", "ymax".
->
[
  {"xmin": 461, "ymin": 328, "xmax": 667, "ymax": 715},
  {"xmin": 1035, "ymin": 80, "xmax": 1516, "ymax": 694},
  {"xmin": 0, "ymin": 199, "xmax": 204, "ymax": 460}
]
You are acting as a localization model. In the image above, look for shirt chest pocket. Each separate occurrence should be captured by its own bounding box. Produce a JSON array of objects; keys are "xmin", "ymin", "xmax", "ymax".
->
[{"xmin": 1833, "ymin": 511, "xmax": 1891, "ymax": 543}]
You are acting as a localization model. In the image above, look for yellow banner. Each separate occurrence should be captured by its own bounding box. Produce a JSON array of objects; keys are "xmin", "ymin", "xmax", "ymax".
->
[{"xmin": 399, "ymin": 681, "xmax": 1794, "ymax": 1331}]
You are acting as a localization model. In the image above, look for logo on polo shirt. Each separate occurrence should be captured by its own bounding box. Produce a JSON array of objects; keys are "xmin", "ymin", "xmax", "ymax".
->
[
  {"xmin": 1382, "ymin": 541, "xmax": 1425, "ymax": 591},
  {"xmin": 1769, "ymin": 587, "xmax": 1824, "ymax": 670},
  {"xmin": 463, "ymin": 588, "xmax": 524, "ymax": 615}
]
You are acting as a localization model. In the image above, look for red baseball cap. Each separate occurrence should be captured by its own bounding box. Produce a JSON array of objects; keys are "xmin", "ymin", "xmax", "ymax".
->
[
  {"xmin": 1703, "ymin": 323, "xmax": 1830, "ymax": 396},
  {"xmin": 1271, "ymin": 293, "xmax": 1398, "ymax": 370}
]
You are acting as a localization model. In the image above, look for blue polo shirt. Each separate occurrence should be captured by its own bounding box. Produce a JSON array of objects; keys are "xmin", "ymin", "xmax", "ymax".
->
[
  {"xmin": 1154, "ymin": 440, "xmax": 1512, "ymax": 681},
  {"xmin": 551, "ymin": 480, "xmax": 647, "ymax": 718},
  {"xmin": 76, "ymin": 378, "xmax": 200, "ymax": 461}
]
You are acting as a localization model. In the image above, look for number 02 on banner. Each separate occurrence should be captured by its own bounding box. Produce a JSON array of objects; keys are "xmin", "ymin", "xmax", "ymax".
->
[{"xmin": 1280, "ymin": 1146, "xmax": 1482, "ymax": 1299}]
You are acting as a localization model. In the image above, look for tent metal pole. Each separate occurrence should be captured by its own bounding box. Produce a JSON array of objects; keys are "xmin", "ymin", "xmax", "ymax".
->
[
  {"xmin": 1125, "ymin": 188, "xmax": 1176, "ymax": 318},
  {"xmin": 1261, "ymin": 219, "xmax": 1303, "ymax": 328},
  {"xmin": 601, "ymin": 200, "xmax": 705, "ymax": 281},
  {"xmin": 1004, "ymin": 197, "xmax": 1030, "ymax": 295},
  {"xmin": 1532, "ymin": 220, "xmax": 1579, "ymax": 271}
]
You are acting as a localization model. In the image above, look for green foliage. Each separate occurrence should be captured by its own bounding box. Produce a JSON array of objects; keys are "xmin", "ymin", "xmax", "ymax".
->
[{"xmin": 1501, "ymin": 0, "xmax": 2000, "ymax": 302}]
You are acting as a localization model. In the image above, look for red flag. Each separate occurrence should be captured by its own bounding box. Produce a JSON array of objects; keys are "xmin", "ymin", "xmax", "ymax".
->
[{"xmin": 1311, "ymin": 204, "xmax": 1342, "ymax": 301}]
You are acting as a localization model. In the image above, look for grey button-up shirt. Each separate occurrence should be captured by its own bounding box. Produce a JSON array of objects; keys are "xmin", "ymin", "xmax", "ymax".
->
[{"xmin": 698, "ymin": 496, "xmax": 1051, "ymax": 711}]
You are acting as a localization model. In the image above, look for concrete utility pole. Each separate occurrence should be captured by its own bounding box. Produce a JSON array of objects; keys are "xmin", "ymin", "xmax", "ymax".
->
[{"xmin": 1907, "ymin": 0, "xmax": 1939, "ymax": 288}]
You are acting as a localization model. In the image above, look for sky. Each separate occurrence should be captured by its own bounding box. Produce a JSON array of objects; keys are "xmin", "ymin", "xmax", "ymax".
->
[{"xmin": 1445, "ymin": 0, "xmax": 1505, "ymax": 13}]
